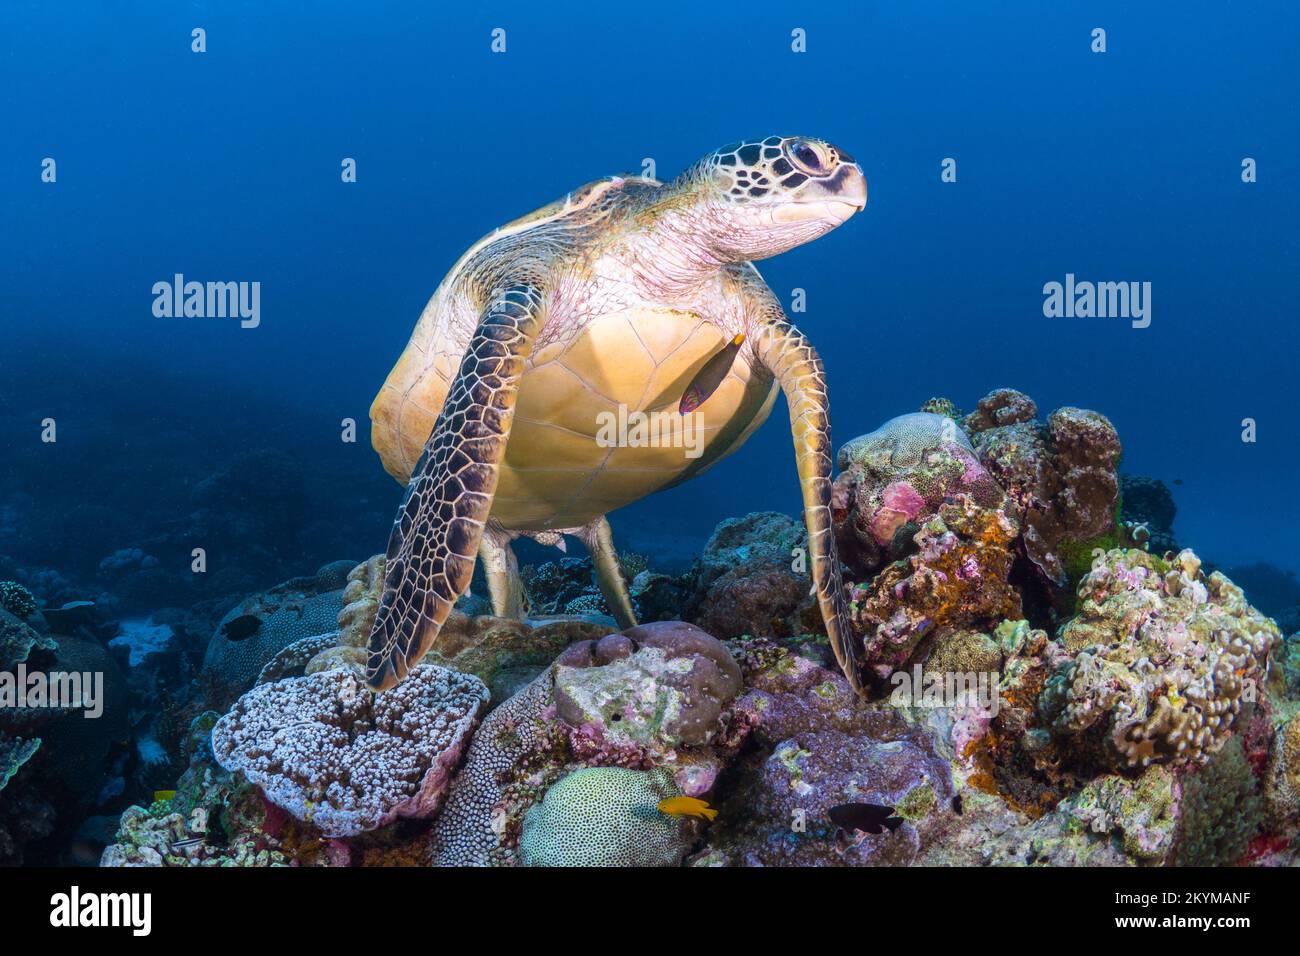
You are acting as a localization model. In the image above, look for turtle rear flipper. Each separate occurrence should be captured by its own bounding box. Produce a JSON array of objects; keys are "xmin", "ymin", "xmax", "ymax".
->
[{"xmin": 366, "ymin": 285, "xmax": 547, "ymax": 691}]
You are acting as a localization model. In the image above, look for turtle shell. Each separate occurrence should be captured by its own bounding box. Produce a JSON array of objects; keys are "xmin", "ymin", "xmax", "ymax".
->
[{"xmin": 370, "ymin": 177, "xmax": 779, "ymax": 532}]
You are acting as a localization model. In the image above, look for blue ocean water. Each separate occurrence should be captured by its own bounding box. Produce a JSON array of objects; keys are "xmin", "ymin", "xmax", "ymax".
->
[{"xmin": 2, "ymin": 0, "xmax": 1297, "ymax": 595}]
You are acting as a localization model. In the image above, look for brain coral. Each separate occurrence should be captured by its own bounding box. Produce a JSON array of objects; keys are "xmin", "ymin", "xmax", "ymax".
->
[
  {"xmin": 211, "ymin": 664, "xmax": 488, "ymax": 837},
  {"xmin": 1041, "ymin": 548, "xmax": 1277, "ymax": 768},
  {"xmin": 518, "ymin": 766, "xmax": 692, "ymax": 867},
  {"xmin": 202, "ymin": 564, "xmax": 350, "ymax": 706}
]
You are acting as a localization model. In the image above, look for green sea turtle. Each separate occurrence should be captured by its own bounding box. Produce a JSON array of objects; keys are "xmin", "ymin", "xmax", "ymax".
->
[{"xmin": 367, "ymin": 136, "xmax": 867, "ymax": 693}]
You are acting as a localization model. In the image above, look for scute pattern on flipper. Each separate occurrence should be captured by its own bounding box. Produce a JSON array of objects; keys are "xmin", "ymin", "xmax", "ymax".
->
[
  {"xmin": 752, "ymin": 312, "xmax": 859, "ymax": 691},
  {"xmin": 367, "ymin": 286, "xmax": 546, "ymax": 691}
]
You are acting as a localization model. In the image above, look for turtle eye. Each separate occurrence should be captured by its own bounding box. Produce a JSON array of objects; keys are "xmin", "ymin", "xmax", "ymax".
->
[{"xmin": 787, "ymin": 139, "xmax": 829, "ymax": 175}]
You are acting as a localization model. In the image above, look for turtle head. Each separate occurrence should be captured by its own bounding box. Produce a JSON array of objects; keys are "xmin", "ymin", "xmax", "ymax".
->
[{"xmin": 678, "ymin": 136, "xmax": 866, "ymax": 262}]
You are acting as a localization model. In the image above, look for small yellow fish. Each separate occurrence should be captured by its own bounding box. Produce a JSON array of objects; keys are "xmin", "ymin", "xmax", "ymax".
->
[
  {"xmin": 657, "ymin": 796, "xmax": 718, "ymax": 822},
  {"xmin": 154, "ymin": 790, "xmax": 177, "ymax": 803}
]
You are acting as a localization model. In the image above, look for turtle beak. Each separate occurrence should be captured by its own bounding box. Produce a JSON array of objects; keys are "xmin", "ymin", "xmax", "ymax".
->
[
  {"xmin": 820, "ymin": 163, "xmax": 867, "ymax": 221},
  {"xmin": 774, "ymin": 163, "xmax": 867, "ymax": 225},
  {"xmin": 836, "ymin": 163, "xmax": 867, "ymax": 211}
]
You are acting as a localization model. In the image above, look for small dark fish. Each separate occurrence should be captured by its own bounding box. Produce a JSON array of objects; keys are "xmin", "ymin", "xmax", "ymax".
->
[
  {"xmin": 951, "ymin": 794, "xmax": 963, "ymax": 815},
  {"xmin": 1173, "ymin": 478, "xmax": 1184, "ymax": 486},
  {"xmin": 828, "ymin": 802, "xmax": 904, "ymax": 835},
  {"xmin": 679, "ymin": 333, "xmax": 745, "ymax": 415}
]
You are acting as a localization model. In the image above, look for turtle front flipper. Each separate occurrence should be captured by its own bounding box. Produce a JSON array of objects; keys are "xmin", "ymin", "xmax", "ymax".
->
[
  {"xmin": 752, "ymin": 309, "xmax": 863, "ymax": 694},
  {"xmin": 366, "ymin": 285, "xmax": 548, "ymax": 691}
]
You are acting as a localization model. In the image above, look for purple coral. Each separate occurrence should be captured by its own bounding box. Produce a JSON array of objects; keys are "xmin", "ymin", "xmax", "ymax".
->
[{"xmin": 211, "ymin": 664, "xmax": 488, "ymax": 837}]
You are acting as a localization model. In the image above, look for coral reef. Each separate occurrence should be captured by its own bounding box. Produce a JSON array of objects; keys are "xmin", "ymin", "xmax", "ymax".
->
[
  {"xmin": 519, "ymin": 766, "xmax": 695, "ymax": 867},
  {"xmin": 68, "ymin": 388, "xmax": 1300, "ymax": 870},
  {"xmin": 684, "ymin": 511, "xmax": 814, "ymax": 640},
  {"xmin": 1040, "ymin": 549, "xmax": 1277, "ymax": 769},
  {"xmin": 0, "ymin": 608, "xmax": 57, "ymax": 670},
  {"xmin": 706, "ymin": 729, "xmax": 955, "ymax": 866},
  {"xmin": 103, "ymin": 712, "xmax": 332, "ymax": 866},
  {"xmin": 428, "ymin": 620, "xmax": 749, "ymax": 865},
  {"xmin": 1171, "ymin": 737, "xmax": 1261, "ymax": 865},
  {"xmin": 1119, "ymin": 475, "xmax": 1179, "ymax": 554},
  {"xmin": 268, "ymin": 554, "xmax": 617, "ymax": 705},
  {"xmin": 553, "ymin": 621, "xmax": 743, "ymax": 751},
  {"xmin": 832, "ymin": 412, "xmax": 1008, "ymax": 577},
  {"xmin": 0, "ymin": 737, "xmax": 41, "ymax": 793},
  {"xmin": 1264, "ymin": 713, "xmax": 1300, "ymax": 832},
  {"xmin": 201, "ymin": 562, "xmax": 351, "ymax": 708},
  {"xmin": 211, "ymin": 664, "xmax": 489, "ymax": 837},
  {"xmin": 965, "ymin": 390, "xmax": 1122, "ymax": 592},
  {"xmin": 848, "ymin": 495, "xmax": 1022, "ymax": 677},
  {"xmin": 0, "ymin": 581, "xmax": 38, "ymax": 620}
]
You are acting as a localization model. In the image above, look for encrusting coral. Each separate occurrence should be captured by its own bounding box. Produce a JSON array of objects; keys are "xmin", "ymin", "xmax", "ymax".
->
[
  {"xmin": 832, "ymin": 412, "xmax": 1009, "ymax": 577},
  {"xmin": 848, "ymin": 494, "xmax": 1022, "ymax": 677},
  {"xmin": 553, "ymin": 621, "xmax": 743, "ymax": 751},
  {"xmin": 211, "ymin": 664, "xmax": 489, "ymax": 837},
  {"xmin": 965, "ymin": 390, "xmax": 1122, "ymax": 591}
]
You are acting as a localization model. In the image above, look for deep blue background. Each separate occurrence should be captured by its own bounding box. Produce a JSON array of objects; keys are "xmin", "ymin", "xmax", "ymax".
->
[{"xmin": 2, "ymin": 1, "xmax": 1297, "ymax": 579}]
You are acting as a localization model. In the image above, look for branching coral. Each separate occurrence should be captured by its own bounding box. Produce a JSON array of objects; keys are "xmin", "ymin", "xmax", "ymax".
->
[{"xmin": 1041, "ymin": 549, "xmax": 1277, "ymax": 768}]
